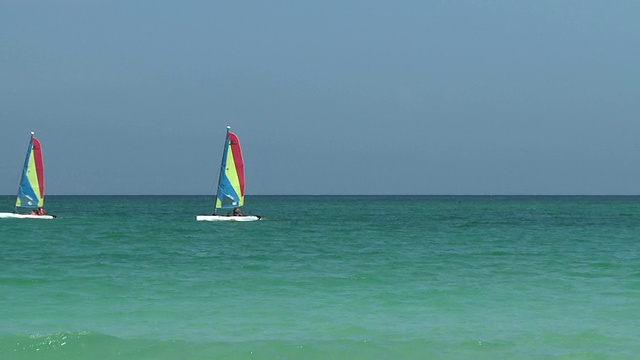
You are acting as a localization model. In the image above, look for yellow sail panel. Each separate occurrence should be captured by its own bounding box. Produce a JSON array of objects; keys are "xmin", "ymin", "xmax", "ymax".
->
[
  {"xmin": 225, "ymin": 144, "xmax": 244, "ymax": 207},
  {"xmin": 27, "ymin": 152, "xmax": 43, "ymax": 206}
]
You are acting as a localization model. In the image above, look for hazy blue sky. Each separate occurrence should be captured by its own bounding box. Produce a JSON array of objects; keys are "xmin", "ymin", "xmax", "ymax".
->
[{"xmin": 2, "ymin": 1, "xmax": 639, "ymax": 195}]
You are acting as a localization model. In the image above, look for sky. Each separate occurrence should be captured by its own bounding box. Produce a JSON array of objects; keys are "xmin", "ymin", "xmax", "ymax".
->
[{"xmin": 1, "ymin": 0, "xmax": 639, "ymax": 195}]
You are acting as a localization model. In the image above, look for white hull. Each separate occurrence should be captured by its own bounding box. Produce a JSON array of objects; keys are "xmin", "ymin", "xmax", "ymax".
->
[
  {"xmin": 196, "ymin": 215, "xmax": 261, "ymax": 222},
  {"xmin": 0, "ymin": 212, "xmax": 55, "ymax": 219}
]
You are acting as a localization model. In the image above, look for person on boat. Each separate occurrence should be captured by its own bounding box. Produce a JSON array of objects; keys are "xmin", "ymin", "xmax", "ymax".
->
[
  {"xmin": 37, "ymin": 207, "xmax": 46, "ymax": 216},
  {"xmin": 28, "ymin": 209, "xmax": 37, "ymax": 215},
  {"xmin": 232, "ymin": 207, "xmax": 243, "ymax": 216}
]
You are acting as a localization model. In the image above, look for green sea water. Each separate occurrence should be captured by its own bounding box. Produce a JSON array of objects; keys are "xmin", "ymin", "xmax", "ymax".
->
[{"xmin": 1, "ymin": 195, "xmax": 639, "ymax": 359}]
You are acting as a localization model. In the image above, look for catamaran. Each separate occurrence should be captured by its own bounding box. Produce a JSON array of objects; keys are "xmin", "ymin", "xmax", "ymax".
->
[
  {"xmin": 196, "ymin": 126, "xmax": 261, "ymax": 222},
  {"xmin": 0, "ymin": 132, "xmax": 55, "ymax": 219}
]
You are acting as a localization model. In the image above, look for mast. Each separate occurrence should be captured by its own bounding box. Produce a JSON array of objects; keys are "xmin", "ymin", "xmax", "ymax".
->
[
  {"xmin": 15, "ymin": 131, "xmax": 35, "ymax": 213},
  {"xmin": 213, "ymin": 126, "xmax": 231, "ymax": 215}
]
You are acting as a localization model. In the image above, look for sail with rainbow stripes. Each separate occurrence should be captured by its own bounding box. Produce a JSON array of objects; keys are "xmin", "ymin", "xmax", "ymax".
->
[
  {"xmin": 15, "ymin": 133, "xmax": 45, "ymax": 210},
  {"xmin": 215, "ymin": 128, "xmax": 245, "ymax": 212}
]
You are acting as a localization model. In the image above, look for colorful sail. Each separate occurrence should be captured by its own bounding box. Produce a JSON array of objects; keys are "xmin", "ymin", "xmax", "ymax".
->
[
  {"xmin": 15, "ymin": 134, "xmax": 45, "ymax": 210},
  {"xmin": 215, "ymin": 129, "xmax": 246, "ymax": 211}
]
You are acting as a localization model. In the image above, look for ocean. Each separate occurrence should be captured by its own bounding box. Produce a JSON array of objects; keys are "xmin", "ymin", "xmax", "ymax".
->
[{"xmin": 1, "ymin": 195, "xmax": 639, "ymax": 359}]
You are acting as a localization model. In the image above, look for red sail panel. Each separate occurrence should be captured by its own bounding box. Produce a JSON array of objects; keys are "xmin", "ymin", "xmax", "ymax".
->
[
  {"xmin": 227, "ymin": 132, "xmax": 245, "ymax": 196},
  {"xmin": 31, "ymin": 137, "xmax": 45, "ymax": 198}
]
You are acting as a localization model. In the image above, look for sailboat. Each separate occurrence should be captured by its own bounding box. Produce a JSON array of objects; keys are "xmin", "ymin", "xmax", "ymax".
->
[
  {"xmin": 196, "ymin": 126, "xmax": 261, "ymax": 222},
  {"xmin": 0, "ymin": 132, "xmax": 55, "ymax": 219}
]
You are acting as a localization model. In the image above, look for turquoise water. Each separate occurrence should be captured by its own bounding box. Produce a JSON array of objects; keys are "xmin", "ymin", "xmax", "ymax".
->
[{"xmin": 1, "ymin": 196, "xmax": 639, "ymax": 359}]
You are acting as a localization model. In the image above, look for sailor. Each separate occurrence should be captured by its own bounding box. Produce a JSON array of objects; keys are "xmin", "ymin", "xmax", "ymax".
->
[{"xmin": 232, "ymin": 207, "xmax": 243, "ymax": 216}]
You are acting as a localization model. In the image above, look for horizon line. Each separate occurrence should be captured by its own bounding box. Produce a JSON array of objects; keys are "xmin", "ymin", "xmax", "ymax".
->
[{"xmin": 2, "ymin": 194, "xmax": 640, "ymax": 197}]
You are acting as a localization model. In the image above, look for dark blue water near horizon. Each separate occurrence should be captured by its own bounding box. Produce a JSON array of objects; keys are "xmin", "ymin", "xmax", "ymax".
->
[{"xmin": 1, "ymin": 195, "xmax": 639, "ymax": 359}]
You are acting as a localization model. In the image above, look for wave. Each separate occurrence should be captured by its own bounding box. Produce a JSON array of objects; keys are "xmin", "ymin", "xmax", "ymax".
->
[
  {"xmin": 2, "ymin": 330, "xmax": 633, "ymax": 360},
  {"xmin": 0, "ymin": 331, "xmax": 504, "ymax": 360}
]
